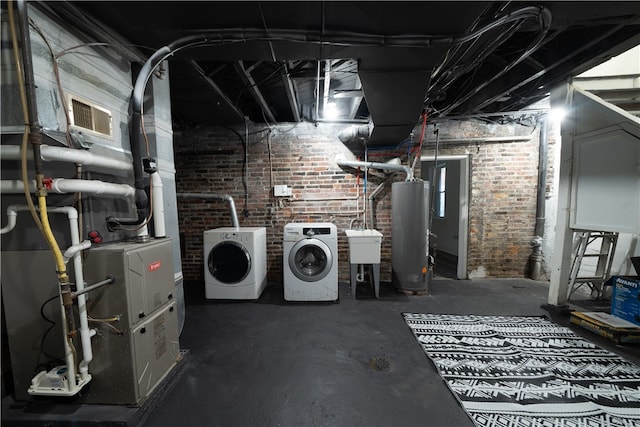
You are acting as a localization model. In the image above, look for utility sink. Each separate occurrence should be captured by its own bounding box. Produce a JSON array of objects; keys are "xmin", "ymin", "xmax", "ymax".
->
[{"xmin": 345, "ymin": 229, "xmax": 383, "ymax": 264}]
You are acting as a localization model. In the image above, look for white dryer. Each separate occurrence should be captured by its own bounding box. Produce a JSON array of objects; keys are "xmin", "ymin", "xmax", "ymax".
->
[
  {"xmin": 283, "ymin": 223, "xmax": 338, "ymax": 301},
  {"xmin": 204, "ymin": 227, "xmax": 267, "ymax": 300}
]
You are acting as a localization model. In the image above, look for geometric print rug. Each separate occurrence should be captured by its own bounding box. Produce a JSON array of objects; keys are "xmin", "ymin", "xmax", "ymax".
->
[{"xmin": 403, "ymin": 313, "xmax": 640, "ymax": 427}]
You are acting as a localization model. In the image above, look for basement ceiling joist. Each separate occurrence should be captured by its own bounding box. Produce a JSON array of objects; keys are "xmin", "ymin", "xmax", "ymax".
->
[{"xmin": 39, "ymin": 1, "xmax": 640, "ymax": 147}]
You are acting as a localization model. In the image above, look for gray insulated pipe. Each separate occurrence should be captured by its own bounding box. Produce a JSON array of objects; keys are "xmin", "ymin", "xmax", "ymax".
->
[
  {"xmin": 127, "ymin": 35, "xmax": 215, "ymax": 228},
  {"xmin": 177, "ymin": 193, "xmax": 240, "ymax": 228},
  {"xmin": 336, "ymin": 159, "xmax": 413, "ymax": 181},
  {"xmin": 528, "ymin": 117, "xmax": 548, "ymax": 280},
  {"xmin": 338, "ymin": 124, "xmax": 372, "ymax": 144}
]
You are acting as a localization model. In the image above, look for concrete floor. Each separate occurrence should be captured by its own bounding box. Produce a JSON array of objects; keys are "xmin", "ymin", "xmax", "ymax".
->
[{"xmin": 2, "ymin": 277, "xmax": 639, "ymax": 426}]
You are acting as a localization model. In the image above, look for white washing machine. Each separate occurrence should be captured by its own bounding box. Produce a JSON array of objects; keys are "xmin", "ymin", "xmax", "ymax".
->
[
  {"xmin": 283, "ymin": 222, "xmax": 338, "ymax": 301},
  {"xmin": 204, "ymin": 227, "xmax": 267, "ymax": 300}
]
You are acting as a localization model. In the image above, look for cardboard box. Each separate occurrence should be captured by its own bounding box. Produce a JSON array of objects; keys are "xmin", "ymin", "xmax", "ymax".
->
[
  {"xmin": 570, "ymin": 311, "xmax": 640, "ymax": 344},
  {"xmin": 611, "ymin": 276, "xmax": 640, "ymax": 326}
]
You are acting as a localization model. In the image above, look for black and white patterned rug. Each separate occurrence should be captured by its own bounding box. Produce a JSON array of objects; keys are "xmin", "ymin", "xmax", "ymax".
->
[{"xmin": 403, "ymin": 313, "xmax": 640, "ymax": 427}]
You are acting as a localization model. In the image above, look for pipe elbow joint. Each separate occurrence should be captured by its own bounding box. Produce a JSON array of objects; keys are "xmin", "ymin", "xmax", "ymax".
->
[{"xmin": 134, "ymin": 189, "xmax": 148, "ymax": 209}]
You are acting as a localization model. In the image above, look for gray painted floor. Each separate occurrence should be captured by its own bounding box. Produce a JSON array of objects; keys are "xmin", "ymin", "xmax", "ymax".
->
[{"xmin": 2, "ymin": 278, "xmax": 639, "ymax": 426}]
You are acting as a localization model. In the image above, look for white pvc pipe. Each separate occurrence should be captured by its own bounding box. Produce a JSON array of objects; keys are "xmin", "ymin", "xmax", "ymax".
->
[
  {"xmin": 2, "ymin": 174, "xmax": 162, "ymax": 239},
  {"xmin": 40, "ymin": 206, "xmax": 93, "ymax": 381},
  {"xmin": 1, "ymin": 179, "xmax": 136, "ymax": 198},
  {"xmin": 50, "ymin": 178, "xmax": 136, "ymax": 197},
  {"xmin": 0, "ymin": 209, "xmax": 18, "ymax": 234},
  {"xmin": 151, "ymin": 171, "xmax": 166, "ymax": 238},
  {"xmin": 63, "ymin": 240, "xmax": 91, "ymax": 264},
  {"xmin": 0, "ymin": 145, "xmax": 132, "ymax": 171},
  {"xmin": 4, "ymin": 205, "xmax": 94, "ymax": 381}
]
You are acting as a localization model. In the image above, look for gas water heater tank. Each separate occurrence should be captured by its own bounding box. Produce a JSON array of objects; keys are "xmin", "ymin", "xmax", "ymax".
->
[{"xmin": 392, "ymin": 180, "xmax": 431, "ymax": 293}]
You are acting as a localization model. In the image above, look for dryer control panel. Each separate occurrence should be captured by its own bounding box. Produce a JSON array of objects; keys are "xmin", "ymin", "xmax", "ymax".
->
[{"xmin": 223, "ymin": 232, "xmax": 252, "ymax": 244}]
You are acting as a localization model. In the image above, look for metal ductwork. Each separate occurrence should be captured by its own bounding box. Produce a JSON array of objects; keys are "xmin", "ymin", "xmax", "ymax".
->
[
  {"xmin": 336, "ymin": 158, "xmax": 413, "ymax": 181},
  {"xmin": 358, "ymin": 69, "xmax": 431, "ymax": 146},
  {"xmin": 338, "ymin": 124, "xmax": 372, "ymax": 144}
]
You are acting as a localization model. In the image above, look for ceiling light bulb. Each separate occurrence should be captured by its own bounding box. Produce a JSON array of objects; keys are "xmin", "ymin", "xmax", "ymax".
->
[
  {"xmin": 324, "ymin": 102, "xmax": 339, "ymax": 120},
  {"xmin": 549, "ymin": 107, "xmax": 566, "ymax": 122}
]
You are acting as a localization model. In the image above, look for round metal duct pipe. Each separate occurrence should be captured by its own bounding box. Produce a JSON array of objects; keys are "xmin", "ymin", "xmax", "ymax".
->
[{"xmin": 338, "ymin": 124, "xmax": 372, "ymax": 144}]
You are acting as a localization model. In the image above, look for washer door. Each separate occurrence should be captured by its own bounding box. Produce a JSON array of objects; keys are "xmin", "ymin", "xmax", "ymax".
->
[
  {"xmin": 208, "ymin": 241, "xmax": 251, "ymax": 284},
  {"xmin": 288, "ymin": 238, "xmax": 333, "ymax": 282}
]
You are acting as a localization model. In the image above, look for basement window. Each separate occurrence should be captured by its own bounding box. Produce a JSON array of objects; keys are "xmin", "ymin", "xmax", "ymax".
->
[
  {"xmin": 434, "ymin": 165, "xmax": 446, "ymax": 218},
  {"xmin": 68, "ymin": 96, "xmax": 112, "ymax": 137}
]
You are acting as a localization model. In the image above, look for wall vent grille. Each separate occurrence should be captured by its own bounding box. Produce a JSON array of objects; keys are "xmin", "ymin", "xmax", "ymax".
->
[{"xmin": 70, "ymin": 97, "xmax": 112, "ymax": 137}]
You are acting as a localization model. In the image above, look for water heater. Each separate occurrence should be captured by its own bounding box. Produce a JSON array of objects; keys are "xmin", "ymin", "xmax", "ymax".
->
[{"xmin": 392, "ymin": 180, "xmax": 431, "ymax": 293}]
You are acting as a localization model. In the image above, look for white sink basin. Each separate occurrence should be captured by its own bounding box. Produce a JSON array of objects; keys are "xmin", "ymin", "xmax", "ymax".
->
[{"xmin": 345, "ymin": 229, "xmax": 383, "ymax": 264}]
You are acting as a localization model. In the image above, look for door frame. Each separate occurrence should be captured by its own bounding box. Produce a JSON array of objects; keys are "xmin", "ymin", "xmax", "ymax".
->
[{"xmin": 420, "ymin": 154, "xmax": 470, "ymax": 279}]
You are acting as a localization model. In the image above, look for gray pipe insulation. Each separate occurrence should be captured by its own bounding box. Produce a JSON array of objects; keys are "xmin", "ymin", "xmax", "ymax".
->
[
  {"xmin": 338, "ymin": 124, "xmax": 372, "ymax": 144},
  {"xmin": 528, "ymin": 117, "xmax": 548, "ymax": 280},
  {"xmin": 177, "ymin": 193, "xmax": 240, "ymax": 228},
  {"xmin": 128, "ymin": 36, "xmax": 214, "ymax": 227},
  {"xmin": 336, "ymin": 159, "xmax": 413, "ymax": 181}
]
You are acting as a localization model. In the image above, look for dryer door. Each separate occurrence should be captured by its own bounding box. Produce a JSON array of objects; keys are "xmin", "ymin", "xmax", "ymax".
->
[
  {"xmin": 208, "ymin": 241, "xmax": 251, "ymax": 284},
  {"xmin": 288, "ymin": 238, "xmax": 333, "ymax": 282}
]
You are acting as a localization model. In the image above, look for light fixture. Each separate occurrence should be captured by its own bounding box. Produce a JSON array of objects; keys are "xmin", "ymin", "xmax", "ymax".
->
[
  {"xmin": 324, "ymin": 101, "xmax": 339, "ymax": 120},
  {"xmin": 549, "ymin": 107, "xmax": 567, "ymax": 122}
]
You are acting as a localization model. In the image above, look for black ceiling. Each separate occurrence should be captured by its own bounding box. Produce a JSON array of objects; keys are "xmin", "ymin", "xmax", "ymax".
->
[{"xmin": 41, "ymin": 1, "xmax": 640, "ymax": 145}]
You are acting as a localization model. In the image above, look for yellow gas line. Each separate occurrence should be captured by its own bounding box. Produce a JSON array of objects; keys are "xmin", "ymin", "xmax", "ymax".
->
[{"xmin": 37, "ymin": 195, "xmax": 69, "ymax": 282}]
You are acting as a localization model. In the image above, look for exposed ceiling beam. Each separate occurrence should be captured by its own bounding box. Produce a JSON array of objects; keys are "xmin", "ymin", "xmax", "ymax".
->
[
  {"xmin": 322, "ymin": 60, "xmax": 332, "ymax": 117},
  {"xmin": 281, "ymin": 61, "xmax": 301, "ymax": 122},
  {"xmin": 233, "ymin": 60, "xmax": 277, "ymax": 123},
  {"xmin": 189, "ymin": 60, "xmax": 246, "ymax": 120}
]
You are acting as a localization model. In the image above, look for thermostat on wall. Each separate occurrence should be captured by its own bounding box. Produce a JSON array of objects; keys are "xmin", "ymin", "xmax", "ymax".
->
[{"xmin": 274, "ymin": 185, "xmax": 292, "ymax": 197}]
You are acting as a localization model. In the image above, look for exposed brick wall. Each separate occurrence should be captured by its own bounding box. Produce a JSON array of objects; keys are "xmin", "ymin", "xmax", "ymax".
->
[
  {"xmin": 173, "ymin": 122, "xmax": 398, "ymax": 283},
  {"xmin": 174, "ymin": 118, "xmax": 553, "ymax": 283},
  {"xmin": 417, "ymin": 119, "xmax": 555, "ymax": 277}
]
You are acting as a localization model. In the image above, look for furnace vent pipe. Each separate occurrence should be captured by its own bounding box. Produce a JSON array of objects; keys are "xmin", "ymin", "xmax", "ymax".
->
[
  {"xmin": 1, "ymin": 179, "xmax": 136, "ymax": 198},
  {"xmin": 151, "ymin": 172, "xmax": 166, "ymax": 238},
  {"xmin": 0, "ymin": 145, "xmax": 132, "ymax": 171},
  {"xmin": 177, "ymin": 193, "xmax": 240, "ymax": 228},
  {"xmin": 49, "ymin": 178, "xmax": 136, "ymax": 197},
  {"xmin": 336, "ymin": 159, "xmax": 413, "ymax": 181}
]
